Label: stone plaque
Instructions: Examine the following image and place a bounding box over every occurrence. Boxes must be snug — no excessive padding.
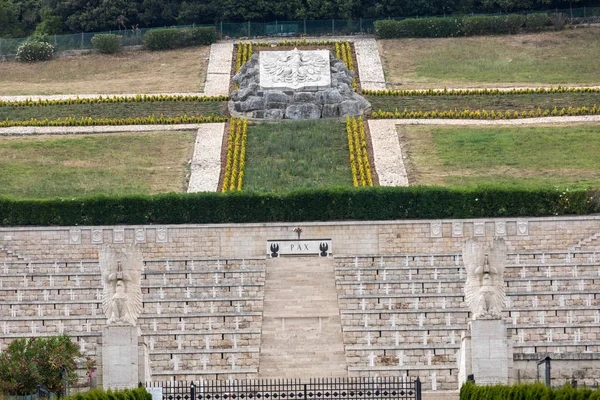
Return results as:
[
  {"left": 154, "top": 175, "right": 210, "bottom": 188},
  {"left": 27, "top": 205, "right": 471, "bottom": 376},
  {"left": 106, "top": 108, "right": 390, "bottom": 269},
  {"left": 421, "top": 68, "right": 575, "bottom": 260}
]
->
[
  {"left": 267, "top": 239, "right": 332, "bottom": 257},
  {"left": 495, "top": 221, "right": 507, "bottom": 237},
  {"left": 156, "top": 227, "right": 168, "bottom": 243},
  {"left": 452, "top": 222, "right": 463, "bottom": 237},
  {"left": 259, "top": 49, "right": 331, "bottom": 91},
  {"left": 69, "top": 229, "right": 81, "bottom": 245},
  {"left": 113, "top": 228, "right": 125, "bottom": 243},
  {"left": 473, "top": 222, "right": 486, "bottom": 237},
  {"left": 516, "top": 221, "right": 529, "bottom": 236},
  {"left": 430, "top": 221, "right": 442, "bottom": 238},
  {"left": 91, "top": 229, "right": 103, "bottom": 244},
  {"left": 135, "top": 228, "right": 146, "bottom": 243}
]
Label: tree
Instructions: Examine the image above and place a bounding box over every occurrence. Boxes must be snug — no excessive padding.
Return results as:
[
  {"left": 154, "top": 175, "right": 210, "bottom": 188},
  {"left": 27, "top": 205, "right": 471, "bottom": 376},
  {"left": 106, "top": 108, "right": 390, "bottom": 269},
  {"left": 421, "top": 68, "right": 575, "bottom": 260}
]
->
[{"left": 0, "top": 335, "right": 81, "bottom": 396}]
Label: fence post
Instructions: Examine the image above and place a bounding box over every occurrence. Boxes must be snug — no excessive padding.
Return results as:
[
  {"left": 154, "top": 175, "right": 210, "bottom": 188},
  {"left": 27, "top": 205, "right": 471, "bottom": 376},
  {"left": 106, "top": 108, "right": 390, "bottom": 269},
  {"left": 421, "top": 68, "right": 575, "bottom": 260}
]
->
[
  {"left": 332, "top": 18, "right": 334, "bottom": 34},
  {"left": 359, "top": 17, "right": 363, "bottom": 32},
  {"left": 247, "top": 21, "right": 250, "bottom": 37},
  {"left": 0, "top": 39, "right": 3, "bottom": 56},
  {"left": 303, "top": 19, "right": 306, "bottom": 35},
  {"left": 415, "top": 378, "right": 422, "bottom": 400},
  {"left": 81, "top": 32, "right": 84, "bottom": 49},
  {"left": 190, "top": 382, "right": 196, "bottom": 400}
]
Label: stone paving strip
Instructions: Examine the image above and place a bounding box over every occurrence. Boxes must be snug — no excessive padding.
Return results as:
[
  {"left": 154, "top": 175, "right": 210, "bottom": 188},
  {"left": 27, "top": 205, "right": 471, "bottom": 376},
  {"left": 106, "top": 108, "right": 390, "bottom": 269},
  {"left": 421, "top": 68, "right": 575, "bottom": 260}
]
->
[
  {"left": 368, "top": 120, "right": 409, "bottom": 187},
  {"left": 203, "top": 42, "right": 234, "bottom": 97},
  {"left": 0, "top": 124, "right": 203, "bottom": 136},
  {"left": 187, "top": 123, "right": 225, "bottom": 193},
  {"left": 353, "top": 39, "right": 387, "bottom": 91}
]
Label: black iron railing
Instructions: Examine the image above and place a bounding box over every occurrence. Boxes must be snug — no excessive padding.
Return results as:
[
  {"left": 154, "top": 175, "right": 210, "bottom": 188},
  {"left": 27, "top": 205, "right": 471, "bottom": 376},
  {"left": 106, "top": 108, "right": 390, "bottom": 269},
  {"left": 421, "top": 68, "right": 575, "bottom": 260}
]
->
[{"left": 147, "top": 377, "right": 421, "bottom": 400}]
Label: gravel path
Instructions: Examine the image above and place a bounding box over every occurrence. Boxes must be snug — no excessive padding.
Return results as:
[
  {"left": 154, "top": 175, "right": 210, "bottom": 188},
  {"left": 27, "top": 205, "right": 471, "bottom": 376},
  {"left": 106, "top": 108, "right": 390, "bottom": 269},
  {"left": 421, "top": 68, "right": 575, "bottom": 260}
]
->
[
  {"left": 368, "top": 120, "right": 409, "bottom": 186},
  {"left": 204, "top": 42, "right": 234, "bottom": 96},
  {"left": 0, "top": 124, "right": 204, "bottom": 136},
  {"left": 389, "top": 115, "right": 600, "bottom": 126},
  {"left": 353, "top": 39, "right": 387, "bottom": 91},
  {"left": 188, "top": 123, "right": 225, "bottom": 193}
]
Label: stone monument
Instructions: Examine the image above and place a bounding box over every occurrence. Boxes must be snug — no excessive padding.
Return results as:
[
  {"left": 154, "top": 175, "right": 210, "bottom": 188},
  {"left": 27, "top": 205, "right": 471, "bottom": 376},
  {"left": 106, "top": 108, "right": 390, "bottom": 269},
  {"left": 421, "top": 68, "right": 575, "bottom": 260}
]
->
[
  {"left": 100, "top": 246, "right": 150, "bottom": 389},
  {"left": 230, "top": 48, "right": 371, "bottom": 120},
  {"left": 458, "top": 238, "right": 513, "bottom": 385}
]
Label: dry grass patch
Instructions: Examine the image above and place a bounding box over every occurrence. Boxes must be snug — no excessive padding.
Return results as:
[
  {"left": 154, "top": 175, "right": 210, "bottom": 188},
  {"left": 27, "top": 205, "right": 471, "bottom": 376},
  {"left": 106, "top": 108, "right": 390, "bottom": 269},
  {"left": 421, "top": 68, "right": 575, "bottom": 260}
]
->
[
  {"left": 379, "top": 27, "right": 600, "bottom": 89},
  {"left": 0, "top": 47, "right": 210, "bottom": 96},
  {"left": 400, "top": 123, "right": 600, "bottom": 188},
  {"left": 0, "top": 131, "right": 196, "bottom": 198}
]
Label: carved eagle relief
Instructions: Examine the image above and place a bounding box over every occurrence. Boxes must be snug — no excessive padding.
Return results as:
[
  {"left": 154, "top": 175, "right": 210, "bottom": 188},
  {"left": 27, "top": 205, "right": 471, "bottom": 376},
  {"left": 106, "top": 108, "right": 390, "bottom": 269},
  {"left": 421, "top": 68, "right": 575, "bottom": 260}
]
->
[
  {"left": 100, "top": 246, "right": 143, "bottom": 326},
  {"left": 261, "top": 48, "right": 328, "bottom": 85},
  {"left": 463, "top": 238, "right": 507, "bottom": 320}
]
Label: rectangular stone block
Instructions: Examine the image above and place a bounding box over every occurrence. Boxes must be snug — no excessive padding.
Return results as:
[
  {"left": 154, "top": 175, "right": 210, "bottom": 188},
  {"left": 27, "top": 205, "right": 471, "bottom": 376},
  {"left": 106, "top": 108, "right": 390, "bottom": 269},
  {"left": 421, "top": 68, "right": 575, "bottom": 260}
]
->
[{"left": 102, "top": 325, "right": 141, "bottom": 390}]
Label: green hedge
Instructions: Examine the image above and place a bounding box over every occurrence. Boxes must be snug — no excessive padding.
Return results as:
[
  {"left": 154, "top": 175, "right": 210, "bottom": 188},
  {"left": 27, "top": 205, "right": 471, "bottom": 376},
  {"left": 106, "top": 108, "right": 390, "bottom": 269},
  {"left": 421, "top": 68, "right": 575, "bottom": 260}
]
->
[
  {"left": 375, "top": 14, "right": 526, "bottom": 38},
  {"left": 0, "top": 186, "right": 597, "bottom": 226},
  {"left": 68, "top": 388, "right": 151, "bottom": 400},
  {"left": 460, "top": 382, "right": 600, "bottom": 400},
  {"left": 143, "top": 26, "right": 218, "bottom": 51},
  {"left": 91, "top": 33, "right": 122, "bottom": 53}
]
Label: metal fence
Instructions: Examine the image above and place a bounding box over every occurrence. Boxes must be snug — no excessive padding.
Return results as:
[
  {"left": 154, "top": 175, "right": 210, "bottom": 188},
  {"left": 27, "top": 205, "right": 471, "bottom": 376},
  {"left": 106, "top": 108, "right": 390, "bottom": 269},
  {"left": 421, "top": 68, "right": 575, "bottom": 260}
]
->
[
  {"left": 146, "top": 377, "right": 421, "bottom": 400},
  {"left": 1, "top": 6, "right": 599, "bottom": 56}
]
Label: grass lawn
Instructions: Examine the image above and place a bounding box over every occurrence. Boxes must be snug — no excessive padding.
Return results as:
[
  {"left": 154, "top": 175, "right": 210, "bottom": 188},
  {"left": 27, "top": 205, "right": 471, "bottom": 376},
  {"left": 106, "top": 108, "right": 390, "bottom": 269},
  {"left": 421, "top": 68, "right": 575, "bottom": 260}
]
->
[
  {"left": 243, "top": 120, "right": 352, "bottom": 192},
  {"left": 0, "top": 131, "right": 195, "bottom": 198},
  {"left": 400, "top": 123, "right": 600, "bottom": 188},
  {"left": 366, "top": 92, "right": 600, "bottom": 113},
  {"left": 0, "top": 101, "right": 227, "bottom": 121},
  {"left": 0, "top": 47, "right": 210, "bottom": 96},
  {"left": 378, "top": 27, "right": 600, "bottom": 89}
]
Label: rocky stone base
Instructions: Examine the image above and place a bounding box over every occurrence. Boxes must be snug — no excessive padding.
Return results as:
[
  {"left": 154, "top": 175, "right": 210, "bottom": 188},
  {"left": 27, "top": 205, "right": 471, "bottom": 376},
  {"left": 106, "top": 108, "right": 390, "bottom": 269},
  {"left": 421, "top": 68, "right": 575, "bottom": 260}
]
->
[{"left": 230, "top": 53, "right": 371, "bottom": 120}]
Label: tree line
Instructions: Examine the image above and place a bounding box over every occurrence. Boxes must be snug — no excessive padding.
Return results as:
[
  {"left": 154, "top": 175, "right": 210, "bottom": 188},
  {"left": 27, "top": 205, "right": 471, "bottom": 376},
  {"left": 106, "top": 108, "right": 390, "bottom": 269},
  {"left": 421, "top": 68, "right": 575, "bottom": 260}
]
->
[{"left": 0, "top": 0, "right": 590, "bottom": 38}]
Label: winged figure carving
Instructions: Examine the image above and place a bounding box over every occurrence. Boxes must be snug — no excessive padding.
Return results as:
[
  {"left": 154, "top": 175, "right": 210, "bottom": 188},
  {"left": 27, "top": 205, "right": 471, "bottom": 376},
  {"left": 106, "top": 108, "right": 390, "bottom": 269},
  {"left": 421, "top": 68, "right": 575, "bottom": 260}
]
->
[
  {"left": 261, "top": 48, "right": 328, "bottom": 85},
  {"left": 463, "top": 238, "right": 507, "bottom": 320},
  {"left": 100, "top": 246, "right": 143, "bottom": 325}
]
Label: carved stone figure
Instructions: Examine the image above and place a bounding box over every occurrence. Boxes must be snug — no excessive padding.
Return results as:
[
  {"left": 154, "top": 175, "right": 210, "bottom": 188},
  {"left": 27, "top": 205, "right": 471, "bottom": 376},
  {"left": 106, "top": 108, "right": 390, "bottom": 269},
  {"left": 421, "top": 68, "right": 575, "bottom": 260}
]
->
[
  {"left": 261, "top": 48, "right": 329, "bottom": 89},
  {"left": 463, "top": 238, "right": 507, "bottom": 320},
  {"left": 100, "top": 246, "right": 143, "bottom": 325}
]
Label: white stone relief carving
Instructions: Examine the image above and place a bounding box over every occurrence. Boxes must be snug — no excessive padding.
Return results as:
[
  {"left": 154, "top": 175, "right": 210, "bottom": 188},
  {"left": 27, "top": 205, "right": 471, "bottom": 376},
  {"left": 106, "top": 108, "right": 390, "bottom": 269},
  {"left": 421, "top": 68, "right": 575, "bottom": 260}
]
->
[
  {"left": 156, "top": 227, "right": 168, "bottom": 243},
  {"left": 259, "top": 49, "right": 331, "bottom": 91},
  {"left": 100, "top": 246, "right": 143, "bottom": 326},
  {"left": 430, "top": 221, "right": 442, "bottom": 238},
  {"left": 69, "top": 229, "right": 81, "bottom": 245},
  {"left": 135, "top": 228, "right": 146, "bottom": 243},
  {"left": 463, "top": 238, "right": 507, "bottom": 320},
  {"left": 92, "top": 229, "right": 103, "bottom": 244},
  {"left": 452, "top": 222, "right": 463, "bottom": 237},
  {"left": 495, "top": 221, "right": 507, "bottom": 237},
  {"left": 113, "top": 228, "right": 125, "bottom": 243},
  {"left": 473, "top": 222, "right": 486, "bottom": 237},
  {"left": 517, "top": 221, "right": 529, "bottom": 236}
]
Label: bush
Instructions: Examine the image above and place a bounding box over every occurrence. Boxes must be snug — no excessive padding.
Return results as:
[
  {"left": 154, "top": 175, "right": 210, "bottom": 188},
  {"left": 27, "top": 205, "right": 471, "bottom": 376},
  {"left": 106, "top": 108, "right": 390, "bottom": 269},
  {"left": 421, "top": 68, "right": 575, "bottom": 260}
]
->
[
  {"left": 0, "top": 186, "right": 597, "bottom": 226},
  {"left": 65, "top": 388, "right": 151, "bottom": 400},
  {"left": 526, "top": 13, "right": 549, "bottom": 31},
  {"left": 375, "top": 14, "right": 526, "bottom": 39},
  {"left": 550, "top": 13, "right": 567, "bottom": 30},
  {"left": 460, "top": 382, "right": 598, "bottom": 400},
  {"left": 0, "top": 335, "right": 81, "bottom": 395},
  {"left": 16, "top": 39, "right": 54, "bottom": 62},
  {"left": 143, "top": 26, "right": 217, "bottom": 50},
  {"left": 91, "top": 33, "right": 122, "bottom": 54}
]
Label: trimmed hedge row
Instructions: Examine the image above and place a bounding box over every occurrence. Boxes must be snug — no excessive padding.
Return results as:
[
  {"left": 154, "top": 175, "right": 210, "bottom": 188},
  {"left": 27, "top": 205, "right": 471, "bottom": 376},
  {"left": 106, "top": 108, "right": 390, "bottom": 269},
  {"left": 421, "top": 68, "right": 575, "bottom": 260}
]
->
[
  {"left": 143, "top": 26, "right": 218, "bottom": 51},
  {"left": 362, "top": 87, "right": 600, "bottom": 97},
  {"left": 371, "top": 105, "right": 600, "bottom": 119},
  {"left": 460, "top": 382, "right": 600, "bottom": 400},
  {"left": 0, "top": 94, "right": 229, "bottom": 108},
  {"left": 375, "top": 14, "right": 526, "bottom": 38},
  {"left": 68, "top": 388, "right": 151, "bottom": 400},
  {"left": 0, "top": 114, "right": 227, "bottom": 128},
  {"left": 0, "top": 187, "right": 597, "bottom": 226}
]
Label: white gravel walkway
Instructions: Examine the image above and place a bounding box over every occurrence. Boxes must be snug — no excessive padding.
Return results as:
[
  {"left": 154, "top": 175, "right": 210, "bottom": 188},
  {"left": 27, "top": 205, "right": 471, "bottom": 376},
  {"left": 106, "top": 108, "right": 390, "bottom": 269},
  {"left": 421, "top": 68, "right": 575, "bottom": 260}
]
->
[
  {"left": 353, "top": 39, "right": 387, "bottom": 91},
  {"left": 187, "top": 123, "right": 225, "bottom": 193},
  {"left": 368, "top": 120, "right": 409, "bottom": 186},
  {"left": 204, "top": 42, "right": 234, "bottom": 96},
  {"left": 0, "top": 124, "right": 202, "bottom": 136},
  {"left": 388, "top": 115, "right": 600, "bottom": 126}
]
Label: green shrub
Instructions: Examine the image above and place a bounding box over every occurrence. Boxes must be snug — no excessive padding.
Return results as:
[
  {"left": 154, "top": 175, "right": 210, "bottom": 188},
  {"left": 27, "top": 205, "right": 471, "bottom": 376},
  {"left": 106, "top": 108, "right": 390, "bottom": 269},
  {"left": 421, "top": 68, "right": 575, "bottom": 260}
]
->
[
  {"left": 459, "top": 383, "right": 599, "bottom": 400},
  {"left": 375, "top": 14, "right": 526, "bottom": 39},
  {"left": 91, "top": 33, "right": 122, "bottom": 53},
  {"left": 16, "top": 39, "right": 54, "bottom": 62},
  {"left": 0, "top": 186, "right": 597, "bottom": 226},
  {"left": 143, "top": 26, "right": 217, "bottom": 50},
  {"left": 526, "top": 13, "right": 549, "bottom": 31}
]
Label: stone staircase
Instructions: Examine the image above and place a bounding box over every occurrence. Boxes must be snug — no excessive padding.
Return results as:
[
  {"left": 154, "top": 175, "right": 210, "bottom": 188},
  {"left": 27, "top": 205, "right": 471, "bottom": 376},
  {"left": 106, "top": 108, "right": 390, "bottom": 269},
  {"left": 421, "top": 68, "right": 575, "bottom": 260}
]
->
[{"left": 258, "top": 257, "right": 347, "bottom": 378}]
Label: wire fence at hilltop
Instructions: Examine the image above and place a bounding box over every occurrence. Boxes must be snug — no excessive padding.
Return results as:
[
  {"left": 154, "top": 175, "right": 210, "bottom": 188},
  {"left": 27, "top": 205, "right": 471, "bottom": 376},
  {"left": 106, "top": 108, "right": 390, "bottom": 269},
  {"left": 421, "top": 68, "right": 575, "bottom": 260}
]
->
[{"left": 0, "top": 6, "right": 599, "bottom": 57}]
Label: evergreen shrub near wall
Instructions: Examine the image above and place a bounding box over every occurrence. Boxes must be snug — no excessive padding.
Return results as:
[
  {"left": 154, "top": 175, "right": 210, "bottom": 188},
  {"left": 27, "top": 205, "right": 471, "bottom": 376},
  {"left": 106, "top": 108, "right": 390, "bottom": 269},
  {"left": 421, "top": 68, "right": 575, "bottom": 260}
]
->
[
  {"left": 91, "top": 33, "right": 122, "bottom": 53},
  {"left": 143, "top": 26, "right": 218, "bottom": 50},
  {"left": 0, "top": 186, "right": 598, "bottom": 226},
  {"left": 68, "top": 388, "right": 151, "bottom": 400},
  {"left": 375, "top": 14, "right": 526, "bottom": 38},
  {"left": 460, "top": 381, "right": 600, "bottom": 400}
]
